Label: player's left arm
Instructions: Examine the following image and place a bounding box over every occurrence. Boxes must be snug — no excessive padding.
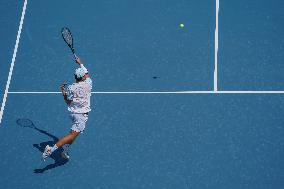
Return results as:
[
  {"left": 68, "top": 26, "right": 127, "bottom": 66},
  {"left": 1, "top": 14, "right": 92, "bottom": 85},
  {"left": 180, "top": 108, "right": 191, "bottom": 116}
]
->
[{"left": 60, "top": 83, "right": 72, "bottom": 105}]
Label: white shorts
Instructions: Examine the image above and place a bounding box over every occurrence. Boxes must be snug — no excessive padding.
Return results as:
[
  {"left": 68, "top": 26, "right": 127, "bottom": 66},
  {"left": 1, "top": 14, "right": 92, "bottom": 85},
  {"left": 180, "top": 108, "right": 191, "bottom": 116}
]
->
[{"left": 70, "top": 113, "right": 88, "bottom": 133}]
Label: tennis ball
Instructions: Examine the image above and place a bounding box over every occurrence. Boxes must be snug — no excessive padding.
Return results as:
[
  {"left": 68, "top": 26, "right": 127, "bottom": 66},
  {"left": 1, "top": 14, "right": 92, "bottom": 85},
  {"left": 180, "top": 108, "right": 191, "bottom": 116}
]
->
[{"left": 180, "top": 23, "right": 185, "bottom": 28}]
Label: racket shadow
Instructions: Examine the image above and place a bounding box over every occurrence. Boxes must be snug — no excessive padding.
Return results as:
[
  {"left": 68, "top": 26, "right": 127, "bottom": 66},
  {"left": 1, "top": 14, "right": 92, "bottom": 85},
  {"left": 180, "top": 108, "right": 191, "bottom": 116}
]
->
[{"left": 16, "top": 118, "right": 69, "bottom": 174}]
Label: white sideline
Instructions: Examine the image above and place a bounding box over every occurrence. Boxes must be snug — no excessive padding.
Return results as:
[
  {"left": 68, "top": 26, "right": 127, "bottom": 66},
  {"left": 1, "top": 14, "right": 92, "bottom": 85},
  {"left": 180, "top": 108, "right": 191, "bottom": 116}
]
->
[
  {"left": 0, "top": 0, "right": 28, "bottom": 125},
  {"left": 214, "top": 0, "right": 219, "bottom": 91}
]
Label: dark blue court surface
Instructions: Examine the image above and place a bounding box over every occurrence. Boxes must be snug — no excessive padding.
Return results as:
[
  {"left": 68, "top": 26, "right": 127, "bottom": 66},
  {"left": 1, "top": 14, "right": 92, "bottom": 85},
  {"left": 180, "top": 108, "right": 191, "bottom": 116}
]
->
[{"left": 1, "top": 1, "right": 284, "bottom": 189}]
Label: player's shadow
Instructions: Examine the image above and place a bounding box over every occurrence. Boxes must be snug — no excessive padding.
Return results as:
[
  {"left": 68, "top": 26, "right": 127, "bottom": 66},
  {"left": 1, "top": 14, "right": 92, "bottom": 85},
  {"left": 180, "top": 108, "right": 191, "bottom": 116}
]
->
[{"left": 16, "top": 119, "right": 69, "bottom": 174}]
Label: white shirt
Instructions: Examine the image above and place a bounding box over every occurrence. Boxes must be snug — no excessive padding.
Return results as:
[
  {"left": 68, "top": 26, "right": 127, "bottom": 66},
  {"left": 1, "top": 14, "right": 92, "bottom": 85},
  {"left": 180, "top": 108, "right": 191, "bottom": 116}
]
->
[{"left": 66, "top": 78, "right": 92, "bottom": 113}]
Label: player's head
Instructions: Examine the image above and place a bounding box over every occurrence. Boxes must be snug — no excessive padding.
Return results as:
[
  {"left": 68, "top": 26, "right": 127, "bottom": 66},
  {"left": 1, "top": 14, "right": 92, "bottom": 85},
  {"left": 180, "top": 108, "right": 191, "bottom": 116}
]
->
[{"left": 74, "top": 67, "right": 88, "bottom": 82}]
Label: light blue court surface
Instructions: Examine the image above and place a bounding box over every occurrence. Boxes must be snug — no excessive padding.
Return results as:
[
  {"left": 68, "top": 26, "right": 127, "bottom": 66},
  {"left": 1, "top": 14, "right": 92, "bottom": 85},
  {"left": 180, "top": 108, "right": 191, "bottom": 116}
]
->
[
  {"left": 0, "top": 1, "right": 284, "bottom": 189},
  {"left": 219, "top": 0, "right": 284, "bottom": 90},
  {"left": 10, "top": 0, "right": 215, "bottom": 92},
  {"left": 0, "top": 1, "right": 22, "bottom": 99}
]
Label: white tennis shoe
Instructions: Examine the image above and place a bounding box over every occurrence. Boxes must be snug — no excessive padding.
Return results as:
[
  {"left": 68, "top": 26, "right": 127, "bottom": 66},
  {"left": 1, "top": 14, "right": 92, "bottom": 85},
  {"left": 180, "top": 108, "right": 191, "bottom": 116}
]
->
[{"left": 42, "top": 145, "right": 52, "bottom": 161}]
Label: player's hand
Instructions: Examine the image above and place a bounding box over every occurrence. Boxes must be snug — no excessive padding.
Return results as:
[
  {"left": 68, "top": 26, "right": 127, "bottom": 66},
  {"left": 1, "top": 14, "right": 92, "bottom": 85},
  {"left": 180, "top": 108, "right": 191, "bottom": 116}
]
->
[
  {"left": 60, "top": 83, "right": 67, "bottom": 94},
  {"left": 75, "top": 57, "right": 82, "bottom": 65}
]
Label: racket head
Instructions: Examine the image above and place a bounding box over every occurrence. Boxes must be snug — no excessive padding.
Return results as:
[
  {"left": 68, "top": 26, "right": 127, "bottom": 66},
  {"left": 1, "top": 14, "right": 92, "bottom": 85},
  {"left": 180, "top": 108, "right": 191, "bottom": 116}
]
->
[
  {"left": 61, "top": 27, "right": 75, "bottom": 53},
  {"left": 16, "top": 118, "right": 35, "bottom": 129}
]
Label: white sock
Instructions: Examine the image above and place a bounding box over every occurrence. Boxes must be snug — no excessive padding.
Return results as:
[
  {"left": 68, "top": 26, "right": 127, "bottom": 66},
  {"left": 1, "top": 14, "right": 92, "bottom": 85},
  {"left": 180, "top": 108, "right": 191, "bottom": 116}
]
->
[{"left": 51, "top": 144, "right": 58, "bottom": 153}]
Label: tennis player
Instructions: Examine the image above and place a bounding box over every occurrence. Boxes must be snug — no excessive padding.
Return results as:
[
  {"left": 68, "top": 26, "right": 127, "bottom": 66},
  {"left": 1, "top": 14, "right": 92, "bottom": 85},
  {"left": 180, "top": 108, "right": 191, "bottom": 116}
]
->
[{"left": 42, "top": 57, "right": 92, "bottom": 160}]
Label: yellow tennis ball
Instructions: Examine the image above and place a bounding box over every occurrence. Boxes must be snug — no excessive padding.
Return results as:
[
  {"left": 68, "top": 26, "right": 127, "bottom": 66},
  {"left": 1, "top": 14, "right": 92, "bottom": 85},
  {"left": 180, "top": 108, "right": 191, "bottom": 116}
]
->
[{"left": 180, "top": 23, "right": 185, "bottom": 28}]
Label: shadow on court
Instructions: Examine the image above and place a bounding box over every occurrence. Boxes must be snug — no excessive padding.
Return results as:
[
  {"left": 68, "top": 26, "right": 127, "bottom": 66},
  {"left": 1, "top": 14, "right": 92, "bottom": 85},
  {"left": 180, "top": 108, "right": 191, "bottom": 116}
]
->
[{"left": 16, "top": 118, "right": 69, "bottom": 174}]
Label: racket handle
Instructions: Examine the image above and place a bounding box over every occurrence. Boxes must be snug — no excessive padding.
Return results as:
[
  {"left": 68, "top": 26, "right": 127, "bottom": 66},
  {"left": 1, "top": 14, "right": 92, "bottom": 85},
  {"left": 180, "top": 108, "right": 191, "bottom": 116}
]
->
[{"left": 73, "top": 53, "right": 78, "bottom": 61}]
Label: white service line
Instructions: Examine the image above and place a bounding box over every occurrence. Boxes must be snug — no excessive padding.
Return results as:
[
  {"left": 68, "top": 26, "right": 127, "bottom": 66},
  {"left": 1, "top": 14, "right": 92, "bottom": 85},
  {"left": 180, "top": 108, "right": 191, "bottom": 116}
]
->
[
  {"left": 0, "top": 0, "right": 28, "bottom": 125},
  {"left": 7, "top": 91, "right": 284, "bottom": 94},
  {"left": 214, "top": 0, "right": 219, "bottom": 92}
]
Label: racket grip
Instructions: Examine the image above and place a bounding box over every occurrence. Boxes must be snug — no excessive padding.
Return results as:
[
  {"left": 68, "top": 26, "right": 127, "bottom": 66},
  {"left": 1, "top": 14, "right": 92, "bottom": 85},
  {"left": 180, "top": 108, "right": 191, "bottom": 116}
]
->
[{"left": 73, "top": 53, "right": 78, "bottom": 61}]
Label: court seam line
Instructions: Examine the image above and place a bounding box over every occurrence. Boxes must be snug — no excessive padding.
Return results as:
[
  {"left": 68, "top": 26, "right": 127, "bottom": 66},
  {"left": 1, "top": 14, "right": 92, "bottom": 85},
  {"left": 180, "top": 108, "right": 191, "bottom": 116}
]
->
[
  {"left": 214, "top": 0, "right": 219, "bottom": 92},
  {"left": 7, "top": 91, "right": 284, "bottom": 94},
  {"left": 0, "top": 0, "right": 28, "bottom": 125}
]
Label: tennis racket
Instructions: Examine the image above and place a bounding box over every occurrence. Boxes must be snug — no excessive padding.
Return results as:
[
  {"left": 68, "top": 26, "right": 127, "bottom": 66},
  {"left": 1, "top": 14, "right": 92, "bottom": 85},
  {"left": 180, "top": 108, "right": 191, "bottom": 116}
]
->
[
  {"left": 61, "top": 27, "right": 78, "bottom": 61},
  {"left": 16, "top": 118, "right": 36, "bottom": 129}
]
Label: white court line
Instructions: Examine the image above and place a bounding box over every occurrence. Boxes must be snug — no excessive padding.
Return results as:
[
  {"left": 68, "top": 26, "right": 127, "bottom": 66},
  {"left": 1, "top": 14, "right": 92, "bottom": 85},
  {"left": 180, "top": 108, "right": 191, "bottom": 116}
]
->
[
  {"left": 7, "top": 91, "right": 284, "bottom": 94},
  {"left": 214, "top": 0, "right": 219, "bottom": 92},
  {"left": 0, "top": 0, "right": 28, "bottom": 125}
]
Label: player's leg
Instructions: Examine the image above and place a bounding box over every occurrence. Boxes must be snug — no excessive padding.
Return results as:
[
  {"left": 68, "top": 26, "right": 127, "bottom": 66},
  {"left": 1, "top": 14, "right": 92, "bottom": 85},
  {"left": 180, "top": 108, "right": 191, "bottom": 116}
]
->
[
  {"left": 61, "top": 114, "right": 88, "bottom": 159},
  {"left": 42, "top": 131, "right": 78, "bottom": 160},
  {"left": 42, "top": 113, "right": 88, "bottom": 160},
  {"left": 57, "top": 130, "right": 79, "bottom": 159},
  {"left": 56, "top": 130, "right": 79, "bottom": 148}
]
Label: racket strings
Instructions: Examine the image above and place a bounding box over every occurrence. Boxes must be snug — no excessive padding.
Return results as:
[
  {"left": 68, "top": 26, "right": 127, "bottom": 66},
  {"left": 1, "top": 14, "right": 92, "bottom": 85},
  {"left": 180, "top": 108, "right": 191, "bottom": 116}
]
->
[{"left": 62, "top": 28, "right": 73, "bottom": 47}]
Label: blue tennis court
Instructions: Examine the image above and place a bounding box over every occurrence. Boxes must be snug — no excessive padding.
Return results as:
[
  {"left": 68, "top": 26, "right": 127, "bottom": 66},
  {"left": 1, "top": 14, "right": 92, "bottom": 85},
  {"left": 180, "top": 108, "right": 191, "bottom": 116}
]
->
[{"left": 0, "top": 1, "right": 284, "bottom": 188}]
